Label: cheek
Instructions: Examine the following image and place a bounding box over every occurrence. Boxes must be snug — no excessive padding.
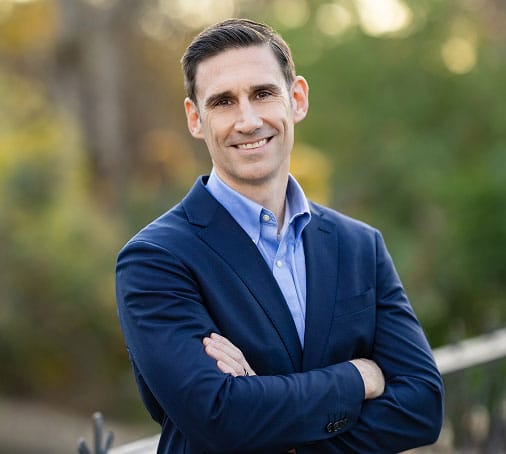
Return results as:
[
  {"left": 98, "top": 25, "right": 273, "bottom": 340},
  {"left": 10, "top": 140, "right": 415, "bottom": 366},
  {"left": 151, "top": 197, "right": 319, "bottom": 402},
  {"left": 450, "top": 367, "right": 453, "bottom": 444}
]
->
[
  {"left": 204, "top": 115, "right": 233, "bottom": 142},
  {"left": 264, "top": 104, "right": 294, "bottom": 130},
  {"left": 261, "top": 100, "right": 289, "bottom": 117}
]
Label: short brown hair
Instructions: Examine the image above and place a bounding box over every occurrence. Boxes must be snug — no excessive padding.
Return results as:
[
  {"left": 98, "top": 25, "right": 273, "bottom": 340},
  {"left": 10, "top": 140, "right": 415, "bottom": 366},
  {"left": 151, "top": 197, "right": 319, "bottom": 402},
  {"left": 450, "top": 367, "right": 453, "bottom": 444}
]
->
[{"left": 181, "top": 18, "right": 296, "bottom": 104}]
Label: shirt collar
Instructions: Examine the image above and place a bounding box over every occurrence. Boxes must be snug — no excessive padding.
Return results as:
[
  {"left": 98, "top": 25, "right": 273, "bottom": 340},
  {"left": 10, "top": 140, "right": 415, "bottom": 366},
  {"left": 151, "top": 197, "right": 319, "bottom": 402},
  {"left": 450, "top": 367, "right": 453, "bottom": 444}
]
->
[
  {"left": 206, "top": 169, "right": 311, "bottom": 244},
  {"left": 285, "top": 174, "right": 311, "bottom": 239}
]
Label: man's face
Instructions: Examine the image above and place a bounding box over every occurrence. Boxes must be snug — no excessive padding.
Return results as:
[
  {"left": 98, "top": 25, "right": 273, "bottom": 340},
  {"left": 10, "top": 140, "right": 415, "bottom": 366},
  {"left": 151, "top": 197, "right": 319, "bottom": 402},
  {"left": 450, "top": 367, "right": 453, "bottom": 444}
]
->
[{"left": 184, "top": 45, "right": 308, "bottom": 192}]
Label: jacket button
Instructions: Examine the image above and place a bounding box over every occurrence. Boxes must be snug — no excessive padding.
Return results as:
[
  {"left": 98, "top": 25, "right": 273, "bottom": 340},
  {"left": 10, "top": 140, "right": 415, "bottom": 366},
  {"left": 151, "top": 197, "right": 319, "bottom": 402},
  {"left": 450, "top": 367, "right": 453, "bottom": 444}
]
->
[{"left": 333, "top": 417, "right": 349, "bottom": 431}]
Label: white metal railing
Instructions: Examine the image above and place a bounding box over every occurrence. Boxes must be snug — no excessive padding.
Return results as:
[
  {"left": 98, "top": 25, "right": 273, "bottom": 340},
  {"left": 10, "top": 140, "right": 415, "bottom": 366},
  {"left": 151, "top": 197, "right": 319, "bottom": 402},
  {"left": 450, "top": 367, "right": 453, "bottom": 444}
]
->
[
  {"left": 433, "top": 327, "right": 506, "bottom": 374},
  {"left": 110, "top": 328, "right": 506, "bottom": 454},
  {"left": 110, "top": 435, "right": 159, "bottom": 454}
]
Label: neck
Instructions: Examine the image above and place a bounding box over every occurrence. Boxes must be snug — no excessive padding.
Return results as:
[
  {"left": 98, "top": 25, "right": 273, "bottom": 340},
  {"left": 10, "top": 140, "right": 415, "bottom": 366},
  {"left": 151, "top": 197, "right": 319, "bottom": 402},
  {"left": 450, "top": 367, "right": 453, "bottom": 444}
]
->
[{"left": 251, "top": 178, "right": 288, "bottom": 228}]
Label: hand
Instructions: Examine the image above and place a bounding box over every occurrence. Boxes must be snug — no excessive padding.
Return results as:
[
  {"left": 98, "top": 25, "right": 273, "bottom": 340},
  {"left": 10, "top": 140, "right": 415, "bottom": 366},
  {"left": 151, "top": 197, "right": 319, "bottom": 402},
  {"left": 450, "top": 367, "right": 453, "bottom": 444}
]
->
[
  {"left": 203, "top": 333, "right": 256, "bottom": 377},
  {"left": 349, "top": 358, "right": 385, "bottom": 400}
]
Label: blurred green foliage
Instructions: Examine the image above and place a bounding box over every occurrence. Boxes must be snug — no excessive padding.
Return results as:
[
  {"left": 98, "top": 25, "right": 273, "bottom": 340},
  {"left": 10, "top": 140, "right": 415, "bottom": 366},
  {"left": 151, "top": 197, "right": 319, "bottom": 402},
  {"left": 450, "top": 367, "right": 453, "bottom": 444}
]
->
[
  {"left": 0, "top": 70, "right": 139, "bottom": 417},
  {"left": 282, "top": 1, "right": 506, "bottom": 344},
  {"left": 0, "top": 0, "right": 505, "bottom": 446}
]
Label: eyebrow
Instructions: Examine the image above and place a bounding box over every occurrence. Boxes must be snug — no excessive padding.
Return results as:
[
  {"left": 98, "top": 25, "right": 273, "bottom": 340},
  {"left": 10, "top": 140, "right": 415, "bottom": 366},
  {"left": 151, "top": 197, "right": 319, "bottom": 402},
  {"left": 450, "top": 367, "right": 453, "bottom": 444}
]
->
[
  {"left": 204, "top": 91, "right": 233, "bottom": 109},
  {"left": 204, "top": 84, "right": 283, "bottom": 109}
]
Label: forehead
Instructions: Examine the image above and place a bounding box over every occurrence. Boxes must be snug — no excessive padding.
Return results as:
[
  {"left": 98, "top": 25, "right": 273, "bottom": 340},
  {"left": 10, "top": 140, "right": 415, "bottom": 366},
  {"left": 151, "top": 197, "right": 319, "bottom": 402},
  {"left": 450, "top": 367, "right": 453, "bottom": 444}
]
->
[{"left": 194, "top": 45, "right": 287, "bottom": 100}]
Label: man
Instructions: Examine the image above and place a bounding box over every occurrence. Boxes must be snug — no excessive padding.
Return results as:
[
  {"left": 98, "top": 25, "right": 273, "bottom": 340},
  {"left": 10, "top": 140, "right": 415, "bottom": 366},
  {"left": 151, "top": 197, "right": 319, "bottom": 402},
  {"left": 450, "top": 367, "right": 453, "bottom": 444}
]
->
[{"left": 116, "top": 18, "right": 444, "bottom": 453}]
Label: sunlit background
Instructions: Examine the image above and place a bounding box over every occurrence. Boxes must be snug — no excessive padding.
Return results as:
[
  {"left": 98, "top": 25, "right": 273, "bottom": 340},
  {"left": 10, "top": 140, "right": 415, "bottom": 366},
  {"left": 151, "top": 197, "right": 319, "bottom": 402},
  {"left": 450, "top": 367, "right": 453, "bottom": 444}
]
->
[{"left": 1, "top": 0, "right": 505, "bottom": 452}]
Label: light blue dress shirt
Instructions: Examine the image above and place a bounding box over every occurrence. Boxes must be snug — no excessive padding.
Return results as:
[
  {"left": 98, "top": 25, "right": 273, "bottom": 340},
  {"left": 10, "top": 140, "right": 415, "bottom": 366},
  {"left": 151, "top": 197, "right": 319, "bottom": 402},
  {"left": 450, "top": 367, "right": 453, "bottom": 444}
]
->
[{"left": 206, "top": 169, "right": 311, "bottom": 346}]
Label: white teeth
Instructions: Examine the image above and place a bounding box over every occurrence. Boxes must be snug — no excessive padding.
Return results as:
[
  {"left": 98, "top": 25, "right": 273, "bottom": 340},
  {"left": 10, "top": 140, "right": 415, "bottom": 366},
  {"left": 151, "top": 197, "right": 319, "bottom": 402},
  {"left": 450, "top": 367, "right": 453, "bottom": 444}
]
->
[{"left": 237, "top": 138, "right": 267, "bottom": 150}]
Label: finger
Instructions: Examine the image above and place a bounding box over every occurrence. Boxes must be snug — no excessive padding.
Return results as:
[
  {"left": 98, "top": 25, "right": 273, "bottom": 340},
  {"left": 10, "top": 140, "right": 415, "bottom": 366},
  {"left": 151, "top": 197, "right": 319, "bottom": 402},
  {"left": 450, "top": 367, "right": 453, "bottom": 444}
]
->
[
  {"left": 205, "top": 345, "right": 245, "bottom": 375},
  {"left": 209, "top": 333, "right": 244, "bottom": 357},
  {"left": 209, "top": 333, "right": 245, "bottom": 357},
  {"left": 204, "top": 343, "right": 232, "bottom": 362},
  {"left": 217, "top": 360, "right": 240, "bottom": 377},
  {"left": 205, "top": 334, "right": 257, "bottom": 376},
  {"left": 205, "top": 337, "right": 244, "bottom": 364}
]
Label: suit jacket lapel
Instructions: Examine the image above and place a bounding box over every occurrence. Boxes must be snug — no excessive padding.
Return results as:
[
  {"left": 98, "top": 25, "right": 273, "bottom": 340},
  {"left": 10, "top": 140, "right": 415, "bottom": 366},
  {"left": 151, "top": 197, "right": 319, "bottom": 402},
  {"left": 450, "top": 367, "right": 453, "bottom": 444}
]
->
[
  {"left": 302, "top": 207, "right": 339, "bottom": 371},
  {"left": 182, "top": 178, "right": 303, "bottom": 371}
]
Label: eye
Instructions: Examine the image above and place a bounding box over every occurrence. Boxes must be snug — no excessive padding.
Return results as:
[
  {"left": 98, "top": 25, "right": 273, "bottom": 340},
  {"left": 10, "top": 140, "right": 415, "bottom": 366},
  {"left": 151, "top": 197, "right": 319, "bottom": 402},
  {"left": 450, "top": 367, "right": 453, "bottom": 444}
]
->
[
  {"left": 256, "top": 90, "right": 272, "bottom": 100},
  {"left": 215, "top": 98, "right": 232, "bottom": 106}
]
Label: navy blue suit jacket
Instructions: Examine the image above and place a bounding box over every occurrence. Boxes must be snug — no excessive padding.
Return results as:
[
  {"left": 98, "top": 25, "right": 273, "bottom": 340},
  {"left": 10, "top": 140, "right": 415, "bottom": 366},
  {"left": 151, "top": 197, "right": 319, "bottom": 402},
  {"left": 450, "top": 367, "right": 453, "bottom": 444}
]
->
[{"left": 116, "top": 176, "right": 443, "bottom": 453}]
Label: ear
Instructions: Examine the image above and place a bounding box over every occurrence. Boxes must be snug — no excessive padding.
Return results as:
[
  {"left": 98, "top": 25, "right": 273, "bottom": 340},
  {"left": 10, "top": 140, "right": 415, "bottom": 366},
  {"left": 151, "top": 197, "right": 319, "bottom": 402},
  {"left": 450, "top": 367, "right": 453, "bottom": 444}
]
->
[
  {"left": 184, "top": 97, "right": 204, "bottom": 139},
  {"left": 291, "top": 76, "right": 309, "bottom": 124}
]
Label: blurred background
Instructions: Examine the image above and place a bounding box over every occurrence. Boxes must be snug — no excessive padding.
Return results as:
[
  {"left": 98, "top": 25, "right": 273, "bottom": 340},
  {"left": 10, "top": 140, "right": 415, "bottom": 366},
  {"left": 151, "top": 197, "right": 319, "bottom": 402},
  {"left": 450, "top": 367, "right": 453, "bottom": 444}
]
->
[{"left": 0, "top": 0, "right": 505, "bottom": 452}]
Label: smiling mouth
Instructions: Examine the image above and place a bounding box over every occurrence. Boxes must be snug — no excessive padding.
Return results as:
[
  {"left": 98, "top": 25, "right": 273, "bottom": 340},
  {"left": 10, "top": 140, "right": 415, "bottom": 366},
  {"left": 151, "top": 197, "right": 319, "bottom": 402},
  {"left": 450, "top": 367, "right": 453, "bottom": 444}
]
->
[{"left": 235, "top": 137, "right": 270, "bottom": 150}]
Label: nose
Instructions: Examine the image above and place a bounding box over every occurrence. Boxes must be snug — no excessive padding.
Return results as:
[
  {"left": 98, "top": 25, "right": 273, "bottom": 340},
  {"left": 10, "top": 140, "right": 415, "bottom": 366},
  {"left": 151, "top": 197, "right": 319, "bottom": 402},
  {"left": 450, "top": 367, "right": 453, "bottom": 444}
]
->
[{"left": 234, "top": 100, "right": 262, "bottom": 133}]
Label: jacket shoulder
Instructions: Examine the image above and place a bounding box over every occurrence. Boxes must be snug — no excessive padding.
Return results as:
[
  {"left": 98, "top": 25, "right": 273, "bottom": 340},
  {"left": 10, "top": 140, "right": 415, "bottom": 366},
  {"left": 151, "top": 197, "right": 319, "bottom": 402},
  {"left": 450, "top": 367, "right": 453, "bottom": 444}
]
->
[
  {"left": 121, "top": 176, "right": 217, "bottom": 253},
  {"left": 122, "top": 203, "right": 191, "bottom": 253},
  {"left": 309, "top": 201, "right": 379, "bottom": 240}
]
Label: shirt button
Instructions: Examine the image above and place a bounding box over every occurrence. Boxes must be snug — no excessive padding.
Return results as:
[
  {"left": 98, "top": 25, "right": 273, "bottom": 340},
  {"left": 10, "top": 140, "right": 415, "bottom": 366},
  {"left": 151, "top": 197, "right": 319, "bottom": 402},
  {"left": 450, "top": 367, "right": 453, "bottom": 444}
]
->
[
  {"left": 262, "top": 214, "right": 270, "bottom": 222},
  {"left": 276, "top": 260, "right": 283, "bottom": 268}
]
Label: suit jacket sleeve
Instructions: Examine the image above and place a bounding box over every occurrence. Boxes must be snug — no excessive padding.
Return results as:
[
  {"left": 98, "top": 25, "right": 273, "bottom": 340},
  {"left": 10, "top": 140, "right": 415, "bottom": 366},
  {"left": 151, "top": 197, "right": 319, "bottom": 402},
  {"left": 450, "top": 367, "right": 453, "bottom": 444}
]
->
[
  {"left": 327, "top": 230, "right": 444, "bottom": 452},
  {"left": 116, "top": 238, "right": 366, "bottom": 453}
]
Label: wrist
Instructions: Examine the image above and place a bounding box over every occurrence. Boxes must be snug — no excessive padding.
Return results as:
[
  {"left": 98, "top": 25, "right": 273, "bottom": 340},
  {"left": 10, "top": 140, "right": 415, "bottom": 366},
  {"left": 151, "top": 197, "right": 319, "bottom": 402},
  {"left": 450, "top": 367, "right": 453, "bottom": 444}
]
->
[{"left": 349, "top": 358, "right": 385, "bottom": 400}]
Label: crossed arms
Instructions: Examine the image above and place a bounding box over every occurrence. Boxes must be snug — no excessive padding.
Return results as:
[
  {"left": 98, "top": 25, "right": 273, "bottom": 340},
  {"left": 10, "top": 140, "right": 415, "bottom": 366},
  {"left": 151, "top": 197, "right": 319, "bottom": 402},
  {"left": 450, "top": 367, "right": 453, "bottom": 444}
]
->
[
  {"left": 204, "top": 332, "right": 385, "bottom": 400},
  {"left": 116, "top": 209, "right": 444, "bottom": 452}
]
